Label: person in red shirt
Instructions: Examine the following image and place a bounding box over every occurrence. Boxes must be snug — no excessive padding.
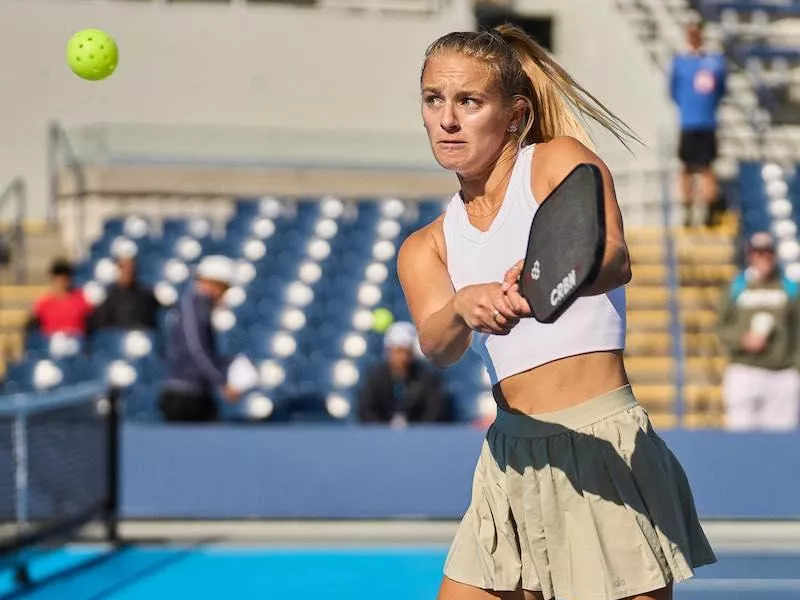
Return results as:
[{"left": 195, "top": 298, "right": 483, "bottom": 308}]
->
[{"left": 27, "top": 259, "right": 93, "bottom": 337}]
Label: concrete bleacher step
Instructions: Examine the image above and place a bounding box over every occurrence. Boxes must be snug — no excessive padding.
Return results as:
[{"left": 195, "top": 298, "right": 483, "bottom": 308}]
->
[{"left": 0, "top": 225, "right": 66, "bottom": 285}]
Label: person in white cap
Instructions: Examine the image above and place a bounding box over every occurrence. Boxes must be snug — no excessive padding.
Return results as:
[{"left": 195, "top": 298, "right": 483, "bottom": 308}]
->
[
  {"left": 717, "top": 232, "right": 800, "bottom": 430},
  {"left": 159, "top": 255, "right": 241, "bottom": 422},
  {"left": 356, "top": 321, "right": 450, "bottom": 426}
]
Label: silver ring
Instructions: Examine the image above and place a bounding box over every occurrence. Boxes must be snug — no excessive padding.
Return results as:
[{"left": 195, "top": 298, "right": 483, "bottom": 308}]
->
[{"left": 491, "top": 309, "right": 500, "bottom": 321}]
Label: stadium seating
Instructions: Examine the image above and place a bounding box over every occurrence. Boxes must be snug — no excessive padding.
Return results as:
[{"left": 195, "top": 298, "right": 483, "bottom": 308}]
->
[
  {"left": 0, "top": 197, "right": 496, "bottom": 424},
  {"left": 4, "top": 162, "right": 796, "bottom": 427}
]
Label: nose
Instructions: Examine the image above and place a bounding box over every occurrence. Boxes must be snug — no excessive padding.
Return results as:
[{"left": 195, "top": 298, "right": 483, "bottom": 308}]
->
[{"left": 440, "top": 102, "right": 460, "bottom": 133}]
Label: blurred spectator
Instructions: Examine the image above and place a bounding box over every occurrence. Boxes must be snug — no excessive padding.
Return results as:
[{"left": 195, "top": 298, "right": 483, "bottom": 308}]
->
[
  {"left": 88, "top": 256, "right": 159, "bottom": 332},
  {"left": 716, "top": 232, "right": 800, "bottom": 431},
  {"left": 357, "top": 321, "right": 450, "bottom": 427},
  {"left": 159, "top": 255, "right": 240, "bottom": 422},
  {"left": 670, "top": 21, "right": 727, "bottom": 228},
  {"left": 26, "top": 259, "right": 92, "bottom": 337}
]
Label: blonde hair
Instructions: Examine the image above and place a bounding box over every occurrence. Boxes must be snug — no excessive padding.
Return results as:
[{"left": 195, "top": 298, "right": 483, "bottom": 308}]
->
[{"left": 422, "top": 24, "right": 640, "bottom": 152}]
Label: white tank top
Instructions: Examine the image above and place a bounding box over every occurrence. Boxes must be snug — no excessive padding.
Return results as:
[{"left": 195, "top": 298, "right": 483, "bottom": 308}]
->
[{"left": 442, "top": 144, "right": 627, "bottom": 385}]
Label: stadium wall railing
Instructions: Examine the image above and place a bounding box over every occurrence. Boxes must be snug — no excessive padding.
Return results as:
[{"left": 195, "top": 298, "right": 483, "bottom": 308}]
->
[{"left": 121, "top": 424, "right": 800, "bottom": 520}]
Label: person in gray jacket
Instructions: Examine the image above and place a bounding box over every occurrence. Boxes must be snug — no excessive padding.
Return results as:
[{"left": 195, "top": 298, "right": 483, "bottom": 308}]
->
[{"left": 159, "top": 255, "right": 241, "bottom": 422}]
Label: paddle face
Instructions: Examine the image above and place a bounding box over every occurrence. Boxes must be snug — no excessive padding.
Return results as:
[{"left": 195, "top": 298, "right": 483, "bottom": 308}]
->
[{"left": 518, "top": 163, "right": 606, "bottom": 323}]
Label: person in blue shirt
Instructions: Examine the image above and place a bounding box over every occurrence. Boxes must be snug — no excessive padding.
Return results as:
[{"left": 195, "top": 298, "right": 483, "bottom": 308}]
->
[{"left": 670, "top": 21, "right": 727, "bottom": 228}]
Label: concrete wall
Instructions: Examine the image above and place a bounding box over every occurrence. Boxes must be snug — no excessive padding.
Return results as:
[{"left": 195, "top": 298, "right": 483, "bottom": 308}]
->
[
  {"left": 122, "top": 424, "right": 800, "bottom": 519},
  {"left": 0, "top": 0, "right": 675, "bottom": 218}
]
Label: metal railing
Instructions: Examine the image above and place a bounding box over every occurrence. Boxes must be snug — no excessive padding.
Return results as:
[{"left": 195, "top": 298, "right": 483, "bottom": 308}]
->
[
  {"left": 48, "top": 122, "right": 88, "bottom": 260},
  {"left": 0, "top": 178, "right": 27, "bottom": 284}
]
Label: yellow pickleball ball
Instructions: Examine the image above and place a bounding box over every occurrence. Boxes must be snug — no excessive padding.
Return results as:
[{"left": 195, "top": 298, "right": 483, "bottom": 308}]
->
[
  {"left": 66, "top": 29, "right": 118, "bottom": 81},
  {"left": 371, "top": 308, "right": 395, "bottom": 334}
]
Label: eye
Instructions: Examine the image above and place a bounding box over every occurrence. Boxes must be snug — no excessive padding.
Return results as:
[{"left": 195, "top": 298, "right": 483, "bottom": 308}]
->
[
  {"left": 423, "top": 94, "right": 441, "bottom": 106},
  {"left": 461, "top": 97, "right": 480, "bottom": 107}
]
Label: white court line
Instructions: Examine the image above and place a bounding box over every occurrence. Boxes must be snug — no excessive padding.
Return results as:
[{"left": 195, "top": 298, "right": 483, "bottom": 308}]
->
[{"left": 683, "top": 578, "right": 800, "bottom": 592}]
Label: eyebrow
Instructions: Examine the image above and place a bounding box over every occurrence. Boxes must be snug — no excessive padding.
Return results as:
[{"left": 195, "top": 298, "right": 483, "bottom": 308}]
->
[{"left": 421, "top": 87, "right": 489, "bottom": 98}]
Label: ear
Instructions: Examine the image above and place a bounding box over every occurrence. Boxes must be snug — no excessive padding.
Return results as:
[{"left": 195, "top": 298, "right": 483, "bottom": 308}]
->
[{"left": 510, "top": 96, "right": 532, "bottom": 133}]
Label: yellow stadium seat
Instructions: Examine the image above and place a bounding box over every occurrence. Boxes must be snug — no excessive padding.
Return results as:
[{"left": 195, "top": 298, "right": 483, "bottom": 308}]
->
[
  {"left": 0, "top": 285, "right": 48, "bottom": 305},
  {"left": 630, "top": 384, "right": 676, "bottom": 406},
  {"left": 629, "top": 244, "right": 666, "bottom": 264},
  {"left": 0, "top": 309, "right": 29, "bottom": 328},
  {"left": 627, "top": 310, "right": 671, "bottom": 331},
  {"left": 681, "top": 310, "right": 717, "bottom": 330},
  {"left": 648, "top": 413, "right": 678, "bottom": 429},
  {"left": 626, "top": 331, "right": 671, "bottom": 355},
  {"left": 678, "top": 286, "right": 722, "bottom": 308},
  {"left": 679, "top": 263, "right": 737, "bottom": 284},
  {"left": 626, "top": 287, "right": 669, "bottom": 309},
  {"left": 630, "top": 265, "right": 668, "bottom": 285}
]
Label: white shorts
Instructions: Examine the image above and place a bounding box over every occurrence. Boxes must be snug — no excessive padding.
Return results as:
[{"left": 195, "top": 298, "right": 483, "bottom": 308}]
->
[{"left": 722, "top": 363, "right": 800, "bottom": 431}]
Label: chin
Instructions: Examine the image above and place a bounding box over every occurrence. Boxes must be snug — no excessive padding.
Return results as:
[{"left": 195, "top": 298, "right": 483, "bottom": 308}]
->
[{"left": 431, "top": 151, "right": 469, "bottom": 174}]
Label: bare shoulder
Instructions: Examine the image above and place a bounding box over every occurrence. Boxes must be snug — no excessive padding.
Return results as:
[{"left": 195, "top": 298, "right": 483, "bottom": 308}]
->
[
  {"left": 398, "top": 214, "right": 447, "bottom": 268},
  {"left": 532, "top": 136, "right": 612, "bottom": 198}
]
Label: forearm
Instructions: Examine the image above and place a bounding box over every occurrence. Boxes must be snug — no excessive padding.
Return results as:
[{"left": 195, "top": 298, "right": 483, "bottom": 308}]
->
[
  {"left": 418, "top": 295, "right": 472, "bottom": 368},
  {"left": 582, "top": 241, "right": 631, "bottom": 296}
]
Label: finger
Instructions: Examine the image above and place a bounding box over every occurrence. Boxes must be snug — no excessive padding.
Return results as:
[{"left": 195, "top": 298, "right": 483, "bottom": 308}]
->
[
  {"left": 467, "top": 312, "right": 508, "bottom": 335},
  {"left": 504, "top": 285, "right": 533, "bottom": 317},
  {"left": 487, "top": 307, "right": 522, "bottom": 334},
  {"left": 501, "top": 284, "right": 527, "bottom": 315},
  {"left": 491, "top": 295, "right": 520, "bottom": 320},
  {"left": 500, "top": 260, "right": 524, "bottom": 292}
]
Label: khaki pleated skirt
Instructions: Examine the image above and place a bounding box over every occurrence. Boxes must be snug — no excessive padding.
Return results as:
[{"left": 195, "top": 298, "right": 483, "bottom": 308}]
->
[{"left": 444, "top": 385, "right": 716, "bottom": 600}]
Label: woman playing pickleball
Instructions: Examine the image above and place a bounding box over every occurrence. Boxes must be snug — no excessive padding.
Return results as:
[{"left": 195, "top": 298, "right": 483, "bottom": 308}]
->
[{"left": 397, "top": 25, "right": 716, "bottom": 600}]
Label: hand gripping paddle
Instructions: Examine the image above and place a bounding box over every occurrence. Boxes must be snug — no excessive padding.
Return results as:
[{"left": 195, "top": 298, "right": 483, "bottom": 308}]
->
[{"left": 518, "top": 163, "right": 606, "bottom": 323}]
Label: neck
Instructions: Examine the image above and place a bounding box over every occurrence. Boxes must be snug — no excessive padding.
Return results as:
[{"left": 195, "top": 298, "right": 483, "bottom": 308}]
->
[
  {"left": 457, "top": 143, "right": 518, "bottom": 217},
  {"left": 390, "top": 362, "right": 409, "bottom": 380}
]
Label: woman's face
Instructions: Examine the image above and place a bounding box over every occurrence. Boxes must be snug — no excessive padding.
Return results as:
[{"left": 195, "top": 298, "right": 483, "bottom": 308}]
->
[{"left": 421, "top": 53, "right": 516, "bottom": 179}]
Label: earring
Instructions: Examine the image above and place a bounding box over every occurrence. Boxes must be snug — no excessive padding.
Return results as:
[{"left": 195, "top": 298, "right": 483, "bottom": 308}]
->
[{"left": 508, "top": 123, "right": 519, "bottom": 133}]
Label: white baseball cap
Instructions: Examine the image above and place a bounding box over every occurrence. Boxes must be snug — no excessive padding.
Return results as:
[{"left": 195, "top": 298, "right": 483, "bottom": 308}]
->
[
  {"left": 195, "top": 255, "right": 236, "bottom": 286},
  {"left": 384, "top": 321, "right": 418, "bottom": 349}
]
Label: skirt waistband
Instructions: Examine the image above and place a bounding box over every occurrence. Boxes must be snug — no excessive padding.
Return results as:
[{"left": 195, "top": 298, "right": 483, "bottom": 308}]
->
[{"left": 493, "top": 384, "right": 639, "bottom": 438}]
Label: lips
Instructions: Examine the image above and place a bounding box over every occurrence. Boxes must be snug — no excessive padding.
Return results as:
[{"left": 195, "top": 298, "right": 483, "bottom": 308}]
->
[{"left": 437, "top": 140, "right": 466, "bottom": 147}]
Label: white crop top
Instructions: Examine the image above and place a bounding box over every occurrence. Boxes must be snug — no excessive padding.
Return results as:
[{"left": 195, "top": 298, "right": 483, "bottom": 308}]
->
[{"left": 442, "top": 144, "right": 627, "bottom": 385}]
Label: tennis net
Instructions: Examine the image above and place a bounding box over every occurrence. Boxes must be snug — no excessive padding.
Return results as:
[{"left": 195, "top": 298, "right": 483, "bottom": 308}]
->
[{"left": 0, "top": 380, "right": 120, "bottom": 584}]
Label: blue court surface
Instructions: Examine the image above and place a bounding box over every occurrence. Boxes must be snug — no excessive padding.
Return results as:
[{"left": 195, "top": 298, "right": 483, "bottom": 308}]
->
[{"left": 1, "top": 545, "right": 799, "bottom": 599}]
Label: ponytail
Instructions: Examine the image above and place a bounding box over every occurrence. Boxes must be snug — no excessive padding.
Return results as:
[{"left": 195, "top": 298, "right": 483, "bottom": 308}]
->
[{"left": 495, "top": 24, "right": 640, "bottom": 151}]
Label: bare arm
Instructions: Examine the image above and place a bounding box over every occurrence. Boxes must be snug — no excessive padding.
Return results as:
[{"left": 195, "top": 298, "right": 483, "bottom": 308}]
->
[
  {"left": 397, "top": 221, "right": 521, "bottom": 368},
  {"left": 397, "top": 224, "right": 472, "bottom": 367},
  {"left": 533, "top": 136, "right": 632, "bottom": 296}
]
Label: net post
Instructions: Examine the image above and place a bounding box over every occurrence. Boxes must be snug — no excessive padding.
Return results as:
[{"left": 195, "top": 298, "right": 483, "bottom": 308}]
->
[
  {"left": 105, "top": 386, "right": 121, "bottom": 546},
  {"left": 12, "top": 410, "right": 29, "bottom": 538}
]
